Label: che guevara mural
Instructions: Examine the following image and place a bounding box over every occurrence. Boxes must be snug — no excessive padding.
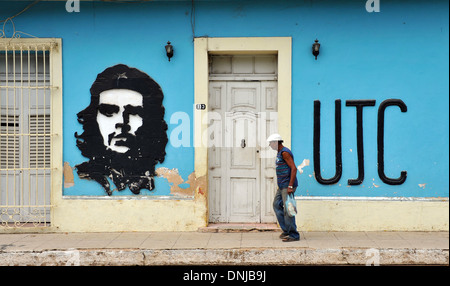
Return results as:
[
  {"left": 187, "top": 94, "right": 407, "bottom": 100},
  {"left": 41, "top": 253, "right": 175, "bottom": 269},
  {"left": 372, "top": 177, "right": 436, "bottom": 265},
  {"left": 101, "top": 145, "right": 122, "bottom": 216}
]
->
[{"left": 74, "top": 64, "right": 168, "bottom": 196}]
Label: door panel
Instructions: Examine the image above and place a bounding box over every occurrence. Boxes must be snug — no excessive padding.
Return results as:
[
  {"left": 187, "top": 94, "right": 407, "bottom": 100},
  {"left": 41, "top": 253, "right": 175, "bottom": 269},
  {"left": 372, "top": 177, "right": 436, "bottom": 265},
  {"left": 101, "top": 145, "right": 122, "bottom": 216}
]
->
[
  {"left": 226, "top": 82, "right": 260, "bottom": 222},
  {"left": 260, "top": 81, "right": 278, "bottom": 222},
  {"left": 208, "top": 176, "right": 222, "bottom": 222},
  {"left": 208, "top": 82, "right": 226, "bottom": 223},
  {"left": 229, "top": 177, "right": 257, "bottom": 222}
]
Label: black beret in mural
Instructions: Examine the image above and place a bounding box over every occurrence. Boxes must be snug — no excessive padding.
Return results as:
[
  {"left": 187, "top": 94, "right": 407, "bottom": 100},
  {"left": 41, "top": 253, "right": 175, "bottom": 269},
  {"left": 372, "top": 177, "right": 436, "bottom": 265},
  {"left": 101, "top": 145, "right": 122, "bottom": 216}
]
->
[{"left": 75, "top": 64, "right": 168, "bottom": 196}]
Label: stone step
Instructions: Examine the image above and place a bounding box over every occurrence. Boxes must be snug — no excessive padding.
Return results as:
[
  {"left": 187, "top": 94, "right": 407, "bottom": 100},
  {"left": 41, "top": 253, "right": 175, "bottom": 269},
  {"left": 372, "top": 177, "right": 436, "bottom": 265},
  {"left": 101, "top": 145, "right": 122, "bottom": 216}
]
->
[{"left": 198, "top": 223, "right": 279, "bottom": 233}]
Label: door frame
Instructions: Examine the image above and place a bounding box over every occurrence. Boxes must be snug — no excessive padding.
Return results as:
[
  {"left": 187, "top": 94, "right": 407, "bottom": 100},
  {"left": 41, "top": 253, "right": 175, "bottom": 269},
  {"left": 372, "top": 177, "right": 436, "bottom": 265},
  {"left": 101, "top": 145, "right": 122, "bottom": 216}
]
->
[{"left": 193, "top": 37, "right": 292, "bottom": 223}]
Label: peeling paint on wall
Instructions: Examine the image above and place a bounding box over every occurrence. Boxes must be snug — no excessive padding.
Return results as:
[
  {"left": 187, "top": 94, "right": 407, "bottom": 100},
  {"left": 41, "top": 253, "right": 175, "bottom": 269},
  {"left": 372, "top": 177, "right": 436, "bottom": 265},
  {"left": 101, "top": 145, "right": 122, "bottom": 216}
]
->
[
  {"left": 155, "top": 167, "right": 190, "bottom": 197},
  {"left": 63, "top": 162, "right": 75, "bottom": 188},
  {"left": 297, "top": 159, "right": 310, "bottom": 174},
  {"left": 155, "top": 167, "right": 206, "bottom": 198}
]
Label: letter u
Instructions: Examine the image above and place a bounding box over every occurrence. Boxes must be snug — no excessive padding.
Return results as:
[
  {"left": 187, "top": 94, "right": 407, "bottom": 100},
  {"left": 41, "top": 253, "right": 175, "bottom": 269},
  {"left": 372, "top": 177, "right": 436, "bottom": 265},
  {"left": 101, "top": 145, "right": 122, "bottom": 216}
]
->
[{"left": 313, "top": 100, "right": 342, "bottom": 185}]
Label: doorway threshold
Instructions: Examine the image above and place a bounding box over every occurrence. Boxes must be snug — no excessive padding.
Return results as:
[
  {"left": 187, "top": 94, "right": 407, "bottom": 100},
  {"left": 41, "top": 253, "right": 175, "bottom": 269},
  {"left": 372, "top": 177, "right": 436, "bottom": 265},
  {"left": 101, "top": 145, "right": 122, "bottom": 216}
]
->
[{"left": 198, "top": 223, "right": 279, "bottom": 233}]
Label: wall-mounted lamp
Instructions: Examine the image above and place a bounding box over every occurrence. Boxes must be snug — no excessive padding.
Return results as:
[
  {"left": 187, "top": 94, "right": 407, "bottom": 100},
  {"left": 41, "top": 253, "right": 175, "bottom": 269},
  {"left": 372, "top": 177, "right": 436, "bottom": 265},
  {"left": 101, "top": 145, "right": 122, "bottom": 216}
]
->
[
  {"left": 165, "top": 41, "right": 174, "bottom": 62},
  {"left": 312, "top": 39, "right": 320, "bottom": 60}
]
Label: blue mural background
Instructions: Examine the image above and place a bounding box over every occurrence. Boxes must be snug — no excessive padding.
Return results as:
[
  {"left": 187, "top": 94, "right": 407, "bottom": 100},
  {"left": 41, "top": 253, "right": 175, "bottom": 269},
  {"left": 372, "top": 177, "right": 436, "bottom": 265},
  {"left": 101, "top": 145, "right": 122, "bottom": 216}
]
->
[{"left": 1, "top": 0, "right": 448, "bottom": 197}]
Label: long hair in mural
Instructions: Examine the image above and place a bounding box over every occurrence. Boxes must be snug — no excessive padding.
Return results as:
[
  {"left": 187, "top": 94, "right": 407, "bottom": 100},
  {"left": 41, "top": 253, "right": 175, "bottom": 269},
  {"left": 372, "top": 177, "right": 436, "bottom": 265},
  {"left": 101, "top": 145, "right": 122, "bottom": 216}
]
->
[{"left": 75, "top": 64, "right": 168, "bottom": 195}]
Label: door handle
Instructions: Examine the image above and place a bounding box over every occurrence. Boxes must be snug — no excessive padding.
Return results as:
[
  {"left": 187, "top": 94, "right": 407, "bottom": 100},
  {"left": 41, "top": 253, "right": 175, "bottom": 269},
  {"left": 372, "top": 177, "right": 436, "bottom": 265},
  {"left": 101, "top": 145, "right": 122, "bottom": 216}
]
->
[{"left": 241, "top": 139, "right": 246, "bottom": 148}]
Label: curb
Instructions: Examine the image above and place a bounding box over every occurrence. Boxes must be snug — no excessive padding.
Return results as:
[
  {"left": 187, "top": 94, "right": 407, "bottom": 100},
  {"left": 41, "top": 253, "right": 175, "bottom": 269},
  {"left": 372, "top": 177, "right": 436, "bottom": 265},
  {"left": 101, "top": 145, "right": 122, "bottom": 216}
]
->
[{"left": 1, "top": 247, "right": 448, "bottom": 266}]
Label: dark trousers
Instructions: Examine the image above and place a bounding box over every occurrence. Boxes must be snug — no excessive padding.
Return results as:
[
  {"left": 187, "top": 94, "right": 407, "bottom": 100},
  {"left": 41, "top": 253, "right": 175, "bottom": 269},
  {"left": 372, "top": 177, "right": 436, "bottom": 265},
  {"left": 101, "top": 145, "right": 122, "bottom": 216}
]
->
[{"left": 273, "top": 187, "right": 300, "bottom": 240}]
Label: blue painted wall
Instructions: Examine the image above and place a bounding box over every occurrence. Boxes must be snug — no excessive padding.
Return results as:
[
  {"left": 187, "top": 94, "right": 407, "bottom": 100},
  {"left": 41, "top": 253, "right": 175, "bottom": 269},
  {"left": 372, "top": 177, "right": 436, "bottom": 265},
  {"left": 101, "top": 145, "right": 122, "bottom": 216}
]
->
[{"left": 1, "top": 0, "right": 448, "bottom": 198}]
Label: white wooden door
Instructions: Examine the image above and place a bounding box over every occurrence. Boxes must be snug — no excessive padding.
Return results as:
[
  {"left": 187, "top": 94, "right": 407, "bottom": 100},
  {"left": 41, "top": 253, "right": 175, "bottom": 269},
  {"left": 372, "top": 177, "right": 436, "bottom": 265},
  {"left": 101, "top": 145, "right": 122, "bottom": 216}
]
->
[{"left": 208, "top": 81, "right": 277, "bottom": 223}]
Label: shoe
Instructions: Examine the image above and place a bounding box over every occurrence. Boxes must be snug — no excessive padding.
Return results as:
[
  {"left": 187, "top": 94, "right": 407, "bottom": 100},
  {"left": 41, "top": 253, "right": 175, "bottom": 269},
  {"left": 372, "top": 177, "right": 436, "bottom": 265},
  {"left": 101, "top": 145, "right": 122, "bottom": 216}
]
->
[
  {"left": 279, "top": 233, "right": 289, "bottom": 239},
  {"left": 282, "top": 236, "right": 300, "bottom": 242}
]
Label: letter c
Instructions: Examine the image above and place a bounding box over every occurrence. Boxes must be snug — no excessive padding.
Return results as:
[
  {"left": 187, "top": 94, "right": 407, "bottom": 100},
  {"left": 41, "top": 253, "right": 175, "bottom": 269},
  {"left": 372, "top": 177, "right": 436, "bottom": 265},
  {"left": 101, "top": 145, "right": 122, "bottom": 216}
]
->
[{"left": 377, "top": 99, "right": 407, "bottom": 185}]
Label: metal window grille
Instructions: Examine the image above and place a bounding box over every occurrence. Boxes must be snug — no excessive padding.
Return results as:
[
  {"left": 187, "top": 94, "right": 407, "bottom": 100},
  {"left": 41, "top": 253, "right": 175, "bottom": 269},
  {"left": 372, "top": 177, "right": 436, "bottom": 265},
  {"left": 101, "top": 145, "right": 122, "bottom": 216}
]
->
[{"left": 0, "top": 42, "right": 55, "bottom": 228}]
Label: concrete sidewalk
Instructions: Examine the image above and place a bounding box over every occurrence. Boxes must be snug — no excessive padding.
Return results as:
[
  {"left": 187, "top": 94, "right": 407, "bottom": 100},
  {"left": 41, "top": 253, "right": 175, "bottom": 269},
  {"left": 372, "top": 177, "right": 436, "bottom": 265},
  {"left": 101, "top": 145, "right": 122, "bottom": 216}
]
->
[{"left": 0, "top": 230, "right": 448, "bottom": 266}]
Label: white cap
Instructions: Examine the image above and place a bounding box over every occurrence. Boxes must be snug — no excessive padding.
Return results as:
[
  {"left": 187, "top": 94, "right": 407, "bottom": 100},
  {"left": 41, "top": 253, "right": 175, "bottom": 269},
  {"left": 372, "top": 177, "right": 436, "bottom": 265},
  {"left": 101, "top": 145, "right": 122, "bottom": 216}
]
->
[{"left": 266, "top": 133, "right": 283, "bottom": 142}]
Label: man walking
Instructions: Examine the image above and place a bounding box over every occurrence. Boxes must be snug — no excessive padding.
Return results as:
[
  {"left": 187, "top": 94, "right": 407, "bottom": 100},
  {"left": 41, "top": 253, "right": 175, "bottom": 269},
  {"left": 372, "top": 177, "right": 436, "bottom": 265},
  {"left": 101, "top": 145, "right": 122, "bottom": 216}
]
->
[{"left": 267, "top": 133, "right": 300, "bottom": 242}]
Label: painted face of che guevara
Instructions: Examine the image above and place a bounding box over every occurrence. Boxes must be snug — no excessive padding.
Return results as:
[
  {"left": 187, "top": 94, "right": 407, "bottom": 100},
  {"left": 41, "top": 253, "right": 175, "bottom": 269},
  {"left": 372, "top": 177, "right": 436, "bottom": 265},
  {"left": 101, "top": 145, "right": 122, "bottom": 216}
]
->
[
  {"left": 96, "top": 89, "right": 144, "bottom": 153},
  {"left": 75, "top": 64, "right": 168, "bottom": 196}
]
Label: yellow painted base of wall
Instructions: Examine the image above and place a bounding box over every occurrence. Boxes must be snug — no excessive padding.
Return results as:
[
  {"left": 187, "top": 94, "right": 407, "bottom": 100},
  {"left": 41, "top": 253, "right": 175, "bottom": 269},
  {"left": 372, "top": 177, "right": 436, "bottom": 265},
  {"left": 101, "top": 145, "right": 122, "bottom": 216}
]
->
[
  {"left": 49, "top": 198, "right": 449, "bottom": 232},
  {"left": 52, "top": 198, "right": 207, "bottom": 233},
  {"left": 50, "top": 173, "right": 208, "bottom": 233},
  {"left": 296, "top": 199, "right": 449, "bottom": 231}
]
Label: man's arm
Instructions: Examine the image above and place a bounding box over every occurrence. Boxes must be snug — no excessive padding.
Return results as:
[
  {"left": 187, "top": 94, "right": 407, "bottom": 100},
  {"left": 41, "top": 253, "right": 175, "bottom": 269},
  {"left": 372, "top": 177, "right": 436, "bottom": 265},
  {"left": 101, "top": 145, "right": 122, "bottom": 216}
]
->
[{"left": 282, "top": 151, "right": 297, "bottom": 194}]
